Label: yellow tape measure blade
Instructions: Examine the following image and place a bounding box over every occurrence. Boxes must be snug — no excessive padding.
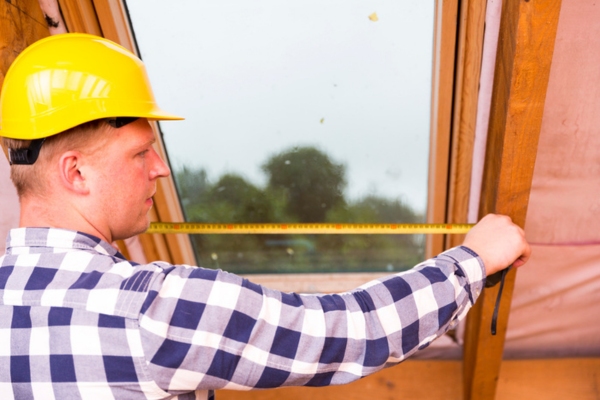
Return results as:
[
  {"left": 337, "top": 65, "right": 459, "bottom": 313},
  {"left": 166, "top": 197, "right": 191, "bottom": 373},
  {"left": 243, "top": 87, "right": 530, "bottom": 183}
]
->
[{"left": 147, "top": 222, "right": 474, "bottom": 235}]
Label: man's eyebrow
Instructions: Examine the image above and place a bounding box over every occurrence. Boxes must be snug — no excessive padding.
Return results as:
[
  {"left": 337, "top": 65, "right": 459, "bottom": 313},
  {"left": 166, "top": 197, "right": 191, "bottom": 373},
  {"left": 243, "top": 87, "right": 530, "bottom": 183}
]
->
[{"left": 135, "top": 138, "right": 156, "bottom": 151}]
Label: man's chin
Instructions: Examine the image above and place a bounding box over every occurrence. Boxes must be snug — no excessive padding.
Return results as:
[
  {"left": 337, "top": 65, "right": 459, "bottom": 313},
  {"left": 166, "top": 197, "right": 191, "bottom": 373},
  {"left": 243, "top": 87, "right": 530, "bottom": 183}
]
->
[
  {"left": 136, "top": 218, "right": 152, "bottom": 236},
  {"left": 114, "top": 219, "right": 151, "bottom": 241}
]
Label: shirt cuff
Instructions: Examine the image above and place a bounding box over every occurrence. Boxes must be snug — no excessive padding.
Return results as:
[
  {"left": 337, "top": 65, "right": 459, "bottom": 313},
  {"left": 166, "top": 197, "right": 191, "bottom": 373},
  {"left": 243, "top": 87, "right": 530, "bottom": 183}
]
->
[{"left": 442, "top": 245, "right": 486, "bottom": 301}]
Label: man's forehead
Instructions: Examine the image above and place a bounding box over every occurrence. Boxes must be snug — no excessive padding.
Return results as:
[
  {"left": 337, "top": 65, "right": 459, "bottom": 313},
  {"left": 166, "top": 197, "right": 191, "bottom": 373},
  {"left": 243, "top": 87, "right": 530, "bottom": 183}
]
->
[{"left": 110, "top": 119, "right": 155, "bottom": 148}]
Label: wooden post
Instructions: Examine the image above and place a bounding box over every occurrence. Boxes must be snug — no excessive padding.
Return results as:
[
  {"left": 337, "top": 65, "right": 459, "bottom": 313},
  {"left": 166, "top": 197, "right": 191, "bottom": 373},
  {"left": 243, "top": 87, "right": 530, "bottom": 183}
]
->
[{"left": 463, "top": 1, "right": 562, "bottom": 399}]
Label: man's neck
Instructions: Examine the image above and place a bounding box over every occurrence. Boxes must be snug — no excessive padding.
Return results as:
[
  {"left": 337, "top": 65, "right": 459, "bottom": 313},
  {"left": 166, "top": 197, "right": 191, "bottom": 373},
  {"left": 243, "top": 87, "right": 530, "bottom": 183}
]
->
[{"left": 19, "top": 195, "right": 111, "bottom": 243}]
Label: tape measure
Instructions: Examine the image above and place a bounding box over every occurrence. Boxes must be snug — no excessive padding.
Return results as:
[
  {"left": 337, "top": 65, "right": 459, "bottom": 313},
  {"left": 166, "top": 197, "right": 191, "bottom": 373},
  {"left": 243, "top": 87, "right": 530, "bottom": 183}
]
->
[{"left": 147, "top": 222, "right": 474, "bottom": 235}]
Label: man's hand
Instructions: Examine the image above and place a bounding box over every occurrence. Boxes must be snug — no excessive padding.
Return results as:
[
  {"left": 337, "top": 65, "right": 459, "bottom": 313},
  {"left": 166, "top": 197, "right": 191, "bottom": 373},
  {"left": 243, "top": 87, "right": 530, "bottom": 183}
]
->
[{"left": 462, "top": 214, "right": 531, "bottom": 276}]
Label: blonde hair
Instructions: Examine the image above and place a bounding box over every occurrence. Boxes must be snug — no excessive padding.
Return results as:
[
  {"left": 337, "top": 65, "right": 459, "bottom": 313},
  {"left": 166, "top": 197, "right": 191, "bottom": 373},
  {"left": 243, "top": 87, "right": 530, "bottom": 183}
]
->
[{"left": 2, "top": 120, "right": 110, "bottom": 197}]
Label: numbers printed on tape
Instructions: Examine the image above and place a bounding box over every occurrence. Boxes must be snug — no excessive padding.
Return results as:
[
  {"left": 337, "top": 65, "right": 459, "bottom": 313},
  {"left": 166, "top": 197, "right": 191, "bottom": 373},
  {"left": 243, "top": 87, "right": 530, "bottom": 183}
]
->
[{"left": 147, "top": 222, "right": 474, "bottom": 235}]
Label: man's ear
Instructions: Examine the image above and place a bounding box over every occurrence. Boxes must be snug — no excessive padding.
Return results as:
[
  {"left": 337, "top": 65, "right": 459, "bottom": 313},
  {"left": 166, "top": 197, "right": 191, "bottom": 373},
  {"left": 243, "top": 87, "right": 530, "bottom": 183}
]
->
[{"left": 58, "top": 151, "right": 90, "bottom": 195}]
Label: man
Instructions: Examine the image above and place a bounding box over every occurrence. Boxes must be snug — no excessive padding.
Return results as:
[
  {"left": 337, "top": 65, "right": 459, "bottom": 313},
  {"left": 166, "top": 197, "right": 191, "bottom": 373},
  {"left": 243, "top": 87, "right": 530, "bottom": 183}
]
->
[{"left": 0, "top": 34, "right": 530, "bottom": 399}]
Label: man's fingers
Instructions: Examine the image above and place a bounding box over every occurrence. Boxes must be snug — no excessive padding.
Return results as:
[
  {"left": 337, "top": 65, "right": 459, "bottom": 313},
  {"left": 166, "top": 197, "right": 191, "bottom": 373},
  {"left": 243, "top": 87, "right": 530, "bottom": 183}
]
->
[{"left": 462, "top": 214, "right": 531, "bottom": 276}]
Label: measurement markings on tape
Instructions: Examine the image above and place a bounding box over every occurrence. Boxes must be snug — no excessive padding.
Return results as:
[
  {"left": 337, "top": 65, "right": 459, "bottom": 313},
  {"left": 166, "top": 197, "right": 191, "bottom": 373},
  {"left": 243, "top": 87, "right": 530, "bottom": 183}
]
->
[{"left": 147, "top": 222, "right": 474, "bottom": 235}]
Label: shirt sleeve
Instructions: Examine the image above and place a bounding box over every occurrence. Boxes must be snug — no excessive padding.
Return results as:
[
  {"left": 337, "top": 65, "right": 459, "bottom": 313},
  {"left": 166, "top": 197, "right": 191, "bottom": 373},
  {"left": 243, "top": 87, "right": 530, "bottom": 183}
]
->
[{"left": 137, "top": 245, "right": 485, "bottom": 393}]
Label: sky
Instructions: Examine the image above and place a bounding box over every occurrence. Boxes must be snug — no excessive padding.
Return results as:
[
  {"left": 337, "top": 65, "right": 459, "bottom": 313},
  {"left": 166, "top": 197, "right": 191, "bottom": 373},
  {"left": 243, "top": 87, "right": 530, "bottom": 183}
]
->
[{"left": 126, "top": 0, "right": 434, "bottom": 212}]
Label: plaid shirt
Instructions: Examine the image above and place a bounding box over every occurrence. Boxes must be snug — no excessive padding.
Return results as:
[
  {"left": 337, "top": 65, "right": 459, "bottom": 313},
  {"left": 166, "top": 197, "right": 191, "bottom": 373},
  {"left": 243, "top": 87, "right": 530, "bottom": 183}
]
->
[{"left": 0, "top": 227, "right": 485, "bottom": 399}]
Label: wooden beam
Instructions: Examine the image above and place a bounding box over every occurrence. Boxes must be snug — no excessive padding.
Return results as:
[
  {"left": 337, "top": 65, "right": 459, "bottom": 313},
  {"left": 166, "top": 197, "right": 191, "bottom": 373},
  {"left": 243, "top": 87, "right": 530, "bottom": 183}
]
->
[
  {"left": 57, "top": 0, "right": 102, "bottom": 35},
  {"left": 91, "top": 0, "right": 135, "bottom": 52},
  {"left": 497, "top": 358, "right": 600, "bottom": 400},
  {"left": 426, "top": 0, "right": 459, "bottom": 258},
  {"left": 1, "top": 0, "right": 49, "bottom": 88},
  {"left": 218, "top": 361, "right": 465, "bottom": 400},
  {"left": 463, "top": 1, "right": 562, "bottom": 399},
  {"left": 215, "top": 358, "right": 600, "bottom": 400}
]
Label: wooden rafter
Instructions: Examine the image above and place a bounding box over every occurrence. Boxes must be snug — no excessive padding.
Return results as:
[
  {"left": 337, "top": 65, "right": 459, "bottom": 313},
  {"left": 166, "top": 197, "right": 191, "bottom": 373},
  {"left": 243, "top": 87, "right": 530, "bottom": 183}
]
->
[
  {"left": 463, "top": 1, "right": 562, "bottom": 399},
  {"left": 90, "top": 0, "right": 135, "bottom": 51},
  {"left": 0, "top": 0, "right": 50, "bottom": 84},
  {"left": 56, "top": 0, "right": 101, "bottom": 35}
]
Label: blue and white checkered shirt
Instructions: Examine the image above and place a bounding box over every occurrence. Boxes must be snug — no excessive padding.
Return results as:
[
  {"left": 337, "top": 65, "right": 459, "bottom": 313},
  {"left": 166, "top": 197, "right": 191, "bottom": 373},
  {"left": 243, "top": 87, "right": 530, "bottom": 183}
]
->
[{"left": 0, "top": 227, "right": 485, "bottom": 399}]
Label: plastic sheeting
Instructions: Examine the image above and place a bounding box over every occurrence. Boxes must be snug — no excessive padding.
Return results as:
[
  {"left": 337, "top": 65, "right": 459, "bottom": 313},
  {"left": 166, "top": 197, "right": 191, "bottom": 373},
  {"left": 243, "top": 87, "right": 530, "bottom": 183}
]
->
[{"left": 505, "top": 0, "right": 600, "bottom": 357}]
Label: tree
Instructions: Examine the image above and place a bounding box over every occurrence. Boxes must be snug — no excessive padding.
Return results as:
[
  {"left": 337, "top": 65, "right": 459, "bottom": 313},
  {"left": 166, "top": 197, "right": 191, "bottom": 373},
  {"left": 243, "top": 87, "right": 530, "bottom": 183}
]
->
[
  {"left": 174, "top": 166, "right": 210, "bottom": 219},
  {"left": 320, "top": 196, "right": 425, "bottom": 271},
  {"left": 262, "top": 146, "right": 346, "bottom": 222},
  {"left": 207, "top": 174, "right": 274, "bottom": 222},
  {"left": 327, "top": 195, "right": 423, "bottom": 224}
]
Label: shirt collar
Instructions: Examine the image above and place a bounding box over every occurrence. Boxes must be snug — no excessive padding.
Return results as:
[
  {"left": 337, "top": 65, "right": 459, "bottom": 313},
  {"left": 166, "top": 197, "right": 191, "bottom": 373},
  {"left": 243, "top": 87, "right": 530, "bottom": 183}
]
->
[{"left": 5, "top": 227, "right": 122, "bottom": 258}]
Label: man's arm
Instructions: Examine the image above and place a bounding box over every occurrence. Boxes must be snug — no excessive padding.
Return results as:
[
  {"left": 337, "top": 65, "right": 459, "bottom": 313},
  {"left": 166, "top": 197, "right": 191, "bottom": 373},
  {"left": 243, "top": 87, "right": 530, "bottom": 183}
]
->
[{"left": 137, "top": 214, "right": 528, "bottom": 393}]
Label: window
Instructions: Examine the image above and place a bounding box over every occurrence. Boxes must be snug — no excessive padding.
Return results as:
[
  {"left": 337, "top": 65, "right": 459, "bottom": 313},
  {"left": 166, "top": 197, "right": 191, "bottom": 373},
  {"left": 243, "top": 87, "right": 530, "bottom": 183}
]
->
[{"left": 126, "top": 0, "right": 434, "bottom": 275}]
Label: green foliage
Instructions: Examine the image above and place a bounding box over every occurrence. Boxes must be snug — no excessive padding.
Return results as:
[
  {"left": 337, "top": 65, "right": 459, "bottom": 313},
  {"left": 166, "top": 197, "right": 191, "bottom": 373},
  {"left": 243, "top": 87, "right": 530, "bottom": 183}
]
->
[
  {"left": 173, "top": 146, "right": 425, "bottom": 274},
  {"left": 262, "top": 146, "right": 346, "bottom": 222},
  {"left": 175, "top": 166, "right": 210, "bottom": 212},
  {"left": 318, "top": 196, "right": 425, "bottom": 272},
  {"left": 207, "top": 174, "right": 275, "bottom": 223},
  {"left": 326, "top": 195, "right": 422, "bottom": 224}
]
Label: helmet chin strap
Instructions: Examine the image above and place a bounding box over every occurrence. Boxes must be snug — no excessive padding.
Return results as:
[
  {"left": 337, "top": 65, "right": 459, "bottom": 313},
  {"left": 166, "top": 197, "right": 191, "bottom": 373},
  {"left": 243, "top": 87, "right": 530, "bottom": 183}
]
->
[
  {"left": 8, "top": 138, "right": 46, "bottom": 165},
  {"left": 490, "top": 267, "right": 510, "bottom": 335}
]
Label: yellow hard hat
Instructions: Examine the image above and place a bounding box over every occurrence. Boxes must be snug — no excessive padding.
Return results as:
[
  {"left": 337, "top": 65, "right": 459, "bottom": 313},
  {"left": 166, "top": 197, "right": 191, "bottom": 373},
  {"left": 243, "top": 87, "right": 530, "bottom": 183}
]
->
[{"left": 0, "top": 33, "right": 183, "bottom": 140}]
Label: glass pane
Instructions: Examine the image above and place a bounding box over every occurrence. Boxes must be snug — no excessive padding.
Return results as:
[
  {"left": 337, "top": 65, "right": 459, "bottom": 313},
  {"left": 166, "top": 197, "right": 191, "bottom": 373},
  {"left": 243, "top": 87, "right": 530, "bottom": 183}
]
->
[{"left": 126, "top": 0, "right": 434, "bottom": 274}]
